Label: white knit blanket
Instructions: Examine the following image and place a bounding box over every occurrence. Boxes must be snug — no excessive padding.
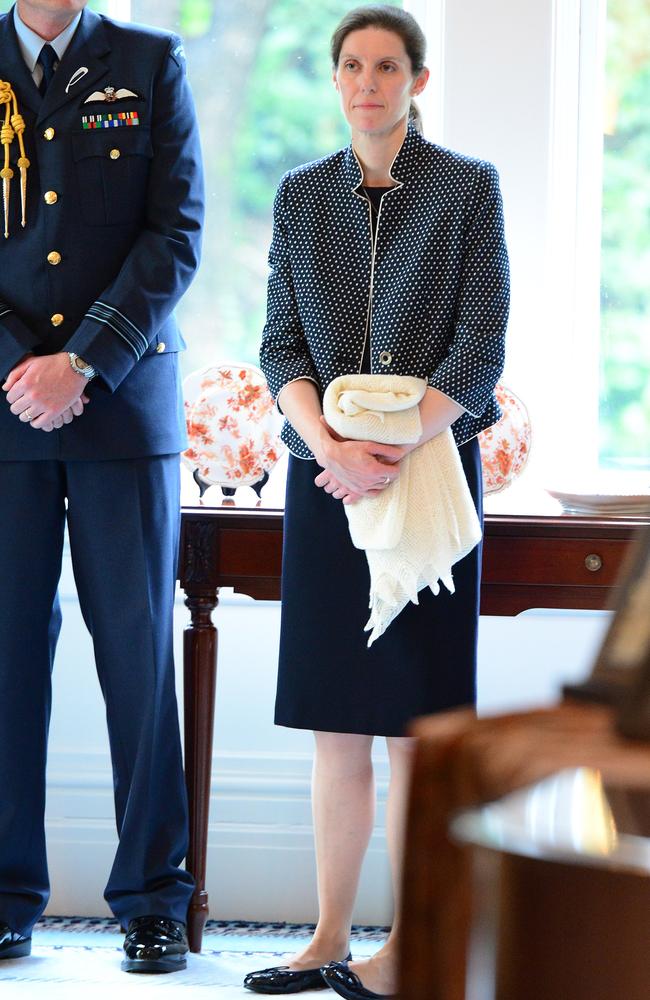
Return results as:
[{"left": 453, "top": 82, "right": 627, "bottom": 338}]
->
[{"left": 322, "top": 374, "right": 482, "bottom": 647}]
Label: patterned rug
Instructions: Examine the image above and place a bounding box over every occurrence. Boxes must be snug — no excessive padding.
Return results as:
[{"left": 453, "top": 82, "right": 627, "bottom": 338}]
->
[
  {"left": 0, "top": 918, "right": 389, "bottom": 999},
  {"left": 35, "top": 916, "right": 389, "bottom": 945}
]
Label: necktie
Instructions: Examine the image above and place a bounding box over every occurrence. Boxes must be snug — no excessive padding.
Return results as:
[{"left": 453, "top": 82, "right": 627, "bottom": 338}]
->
[{"left": 37, "top": 44, "right": 58, "bottom": 97}]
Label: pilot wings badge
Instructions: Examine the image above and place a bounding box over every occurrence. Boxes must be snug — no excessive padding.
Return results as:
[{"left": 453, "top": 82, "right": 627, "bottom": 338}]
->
[{"left": 82, "top": 86, "right": 142, "bottom": 105}]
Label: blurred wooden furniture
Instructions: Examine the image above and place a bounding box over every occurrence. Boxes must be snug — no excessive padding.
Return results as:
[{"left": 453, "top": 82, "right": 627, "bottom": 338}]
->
[
  {"left": 399, "top": 703, "right": 650, "bottom": 1000},
  {"left": 177, "top": 510, "right": 643, "bottom": 951}
]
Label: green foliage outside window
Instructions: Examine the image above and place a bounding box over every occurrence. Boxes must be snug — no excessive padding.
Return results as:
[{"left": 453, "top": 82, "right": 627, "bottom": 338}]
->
[
  {"left": 169, "top": 0, "right": 399, "bottom": 372},
  {"left": 232, "top": 1, "right": 396, "bottom": 216},
  {"left": 600, "top": 0, "right": 650, "bottom": 469}
]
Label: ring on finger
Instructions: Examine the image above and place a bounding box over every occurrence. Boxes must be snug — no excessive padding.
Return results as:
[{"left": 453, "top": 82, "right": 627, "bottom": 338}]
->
[
  {"left": 383, "top": 475, "right": 390, "bottom": 485},
  {"left": 24, "top": 407, "right": 33, "bottom": 421}
]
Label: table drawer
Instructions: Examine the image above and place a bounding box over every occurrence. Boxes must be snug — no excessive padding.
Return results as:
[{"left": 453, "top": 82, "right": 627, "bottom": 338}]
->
[{"left": 482, "top": 536, "right": 629, "bottom": 587}]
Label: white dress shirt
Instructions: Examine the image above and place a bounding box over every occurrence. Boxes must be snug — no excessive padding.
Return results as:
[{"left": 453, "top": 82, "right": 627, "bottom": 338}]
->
[{"left": 13, "top": 6, "right": 82, "bottom": 87}]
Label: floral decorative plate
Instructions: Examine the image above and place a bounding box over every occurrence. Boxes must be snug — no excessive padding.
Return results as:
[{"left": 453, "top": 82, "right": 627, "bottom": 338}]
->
[
  {"left": 182, "top": 364, "right": 285, "bottom": 492},
  {"left": 478, "top": 383, "right": 531, "bottom": 494}
]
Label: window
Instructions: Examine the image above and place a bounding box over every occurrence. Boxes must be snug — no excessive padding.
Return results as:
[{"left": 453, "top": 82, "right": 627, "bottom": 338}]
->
[
  {"left": 124, "top": 0, "right": 404, "bottom": 374},
  {"left": 548, "top": 0, "right": 650, "bottom": 483},
  {"left": 599, "top": 0, "right": 650, "bottom": 470}
]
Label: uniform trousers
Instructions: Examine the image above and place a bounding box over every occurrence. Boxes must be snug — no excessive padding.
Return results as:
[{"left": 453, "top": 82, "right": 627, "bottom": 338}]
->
[{"left": 0, "top": 456, "right": 193, "bottom": 936}]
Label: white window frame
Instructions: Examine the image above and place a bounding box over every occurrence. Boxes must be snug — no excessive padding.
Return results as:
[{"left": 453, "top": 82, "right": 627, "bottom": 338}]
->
[
  {"left": 406, "top": 0, "right": 445, "bottom": 141},
  {"left": 546, "top": 0, "right": 607, "bottom": 478}
]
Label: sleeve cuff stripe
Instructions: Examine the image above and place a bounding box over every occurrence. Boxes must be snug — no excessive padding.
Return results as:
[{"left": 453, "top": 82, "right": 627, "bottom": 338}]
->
[
  {"left": 95, "top": 300, "right": 145, "bottom": 344},
  {"left": 90, "top": 302, "right": 148, "bottom": 352},
  {"left": 86, "top": 304, "right": 148, "bottom": 357},
  {"left": 88, "top": 313, "right": 141, "bottom": 358},
  {"left": 0, "top": 308, "right": 12, "bottom": 319},
  {"left": 86, "top": 307, "right": 142, "bottom": 359}
]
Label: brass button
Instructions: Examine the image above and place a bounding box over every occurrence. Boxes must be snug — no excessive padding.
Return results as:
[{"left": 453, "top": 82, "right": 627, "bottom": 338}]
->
[
  {"left": 379, "top": 350, "right": 392, "bottom": 366},
  {"left": 44, "top": 191, "right": 58, "bottom": 205},
  {"left": 156, "top": 342, "right": 165, "bottom": 353},
  {"left": 109, "top": 148, "right": 121, "bottom": 160},
  {"left": 43, "top": 127, "right": 55, "bottom": 141},
  {"left": 50, "top": 313, "right": 64, "bottom": 326},
  {"left": 47, "top": 251, "right": 62, "bottom": 266}
]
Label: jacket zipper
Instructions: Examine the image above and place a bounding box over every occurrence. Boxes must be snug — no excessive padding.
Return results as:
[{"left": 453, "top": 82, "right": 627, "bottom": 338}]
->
[
  {"left": 358, "top": 194, "right": 383, "bottom": 373},
  {"left": 351, "top": 141, "right": 403, "bottom": 373}
]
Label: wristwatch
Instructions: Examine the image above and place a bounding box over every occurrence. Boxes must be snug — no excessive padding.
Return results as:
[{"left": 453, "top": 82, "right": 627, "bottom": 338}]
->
[{"left": 68, "top": 352, "right": 96, "bottom": 380}]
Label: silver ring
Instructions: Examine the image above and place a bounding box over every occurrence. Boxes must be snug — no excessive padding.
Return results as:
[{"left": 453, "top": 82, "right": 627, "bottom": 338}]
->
[
  {"left": 24, "top": 408, "right": 33, "bottom": 421},
  {"left": 383, "top": 475, "right": 390, "bottom": 485}
]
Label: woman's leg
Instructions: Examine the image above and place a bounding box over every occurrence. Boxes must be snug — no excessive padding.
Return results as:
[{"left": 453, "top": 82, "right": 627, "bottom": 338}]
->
[
  {"left": 347, "top": 735, "right": 416, "bottom": 994},
  {"left": 288, "top": 730, "right": 375, "bottom": 969}
]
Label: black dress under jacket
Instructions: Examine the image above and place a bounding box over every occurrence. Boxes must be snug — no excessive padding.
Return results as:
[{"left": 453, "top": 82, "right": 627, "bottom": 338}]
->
[{"left": 274, "top": 439, "right": 483, "bottom": 737}]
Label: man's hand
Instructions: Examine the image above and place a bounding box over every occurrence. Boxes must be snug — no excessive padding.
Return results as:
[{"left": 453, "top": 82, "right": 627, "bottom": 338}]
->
[
  {"left": 3, "top": 353, "right": 90, "bottom": 430},
  {"left": 38, "top": 398, "right": 89, "bottom": 432}
]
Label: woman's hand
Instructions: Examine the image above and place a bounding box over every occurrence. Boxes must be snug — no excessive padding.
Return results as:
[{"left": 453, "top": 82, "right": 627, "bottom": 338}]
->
[
  {"left": 273, "top": 381, "right": 406, "bottom": 504},
  {"left": 317, "top": 473, "right": 362, "bottom": 505},
  {"left": 314, "top": 418, "right": 406, "bottom": 503}
]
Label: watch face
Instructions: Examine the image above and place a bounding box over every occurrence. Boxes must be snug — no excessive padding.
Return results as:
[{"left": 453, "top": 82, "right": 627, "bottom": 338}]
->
[{"left": 70, "top": 354, "right": 94, "bottom": 378}]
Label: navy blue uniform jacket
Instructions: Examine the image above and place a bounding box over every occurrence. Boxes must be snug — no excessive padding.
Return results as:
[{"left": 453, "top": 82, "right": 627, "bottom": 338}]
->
[{"left": 0, "top": 6, "right": 204, "bottom": 459}]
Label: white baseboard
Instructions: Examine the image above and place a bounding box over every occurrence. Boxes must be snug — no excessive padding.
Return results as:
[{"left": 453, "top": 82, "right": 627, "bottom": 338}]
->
[{"left": 44, "top": 750, "right": 393, "bottom": 925}]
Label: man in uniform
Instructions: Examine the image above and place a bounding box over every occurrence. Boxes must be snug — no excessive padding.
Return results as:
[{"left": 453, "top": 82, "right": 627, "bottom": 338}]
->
[{"left": 0, "top": 0, "right": 204, "bottom": 973}]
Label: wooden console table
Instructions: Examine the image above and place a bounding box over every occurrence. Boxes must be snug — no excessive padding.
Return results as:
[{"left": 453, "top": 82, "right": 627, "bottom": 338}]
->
[{"left": 177, "top": 509, "right": 644, "bottom": 951}]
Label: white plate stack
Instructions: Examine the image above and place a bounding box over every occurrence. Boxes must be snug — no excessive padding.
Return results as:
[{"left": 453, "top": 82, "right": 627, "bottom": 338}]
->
[{"left": 546, "top": 473, "right": 650, "bottom": 516}]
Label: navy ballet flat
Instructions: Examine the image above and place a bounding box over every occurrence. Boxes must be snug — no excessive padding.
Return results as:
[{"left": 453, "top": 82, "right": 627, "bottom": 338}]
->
[
  {"left": 244, "top": 952, "right": 352, "bottom": 994},
  {"left": 320, "top": 960, "right": 394, "bottom": 1000}
]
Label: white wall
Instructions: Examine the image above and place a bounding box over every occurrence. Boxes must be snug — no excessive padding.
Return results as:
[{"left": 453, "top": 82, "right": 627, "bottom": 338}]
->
[
  {"left": 44, "top": 529, "right": 610, "bottom": 924},
  {"left": 442, "top": 0, "right": 554, "bottom": 408},
  {"left": 42, "top": 0, "right": 613, "bottom": 924}
]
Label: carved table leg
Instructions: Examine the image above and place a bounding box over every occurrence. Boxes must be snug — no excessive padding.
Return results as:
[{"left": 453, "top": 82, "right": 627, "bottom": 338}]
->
[{"left": 183, "top": 587, "right": 218, "bottom": 953}]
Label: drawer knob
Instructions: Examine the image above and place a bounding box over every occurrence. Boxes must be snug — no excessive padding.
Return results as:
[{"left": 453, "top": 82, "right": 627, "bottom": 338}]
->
[{"left": 585, "top": 553, "right": 603, "bottom": 572}]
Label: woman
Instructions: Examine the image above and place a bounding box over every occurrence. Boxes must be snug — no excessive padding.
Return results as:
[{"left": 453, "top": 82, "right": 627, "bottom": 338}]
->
[{"left": 244, "top": 6, "right": 509, "bottom": 998}]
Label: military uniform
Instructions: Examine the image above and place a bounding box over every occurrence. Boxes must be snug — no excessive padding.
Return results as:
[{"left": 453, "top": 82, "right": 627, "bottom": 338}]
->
[{"left": 0, "top": 4, "right": 204, "bottom": 936}]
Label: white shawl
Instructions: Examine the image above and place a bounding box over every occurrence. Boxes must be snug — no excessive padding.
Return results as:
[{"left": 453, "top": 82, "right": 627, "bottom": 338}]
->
[{"left": 322, "top": 374, "right": 482, "bottom": 647}]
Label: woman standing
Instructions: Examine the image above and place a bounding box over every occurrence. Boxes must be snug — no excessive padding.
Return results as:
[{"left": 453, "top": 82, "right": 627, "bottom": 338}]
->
[{"left": 244, "top": 6, "right": 509, "bottom": 998}]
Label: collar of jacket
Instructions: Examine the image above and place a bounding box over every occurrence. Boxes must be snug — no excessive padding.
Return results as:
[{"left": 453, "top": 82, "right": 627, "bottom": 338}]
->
[
  {"left": 1, "top": 5, "right": 110, "bottom": 119},
  {"left": 343, "top": 120, "right": 420, "bottom": 191}
]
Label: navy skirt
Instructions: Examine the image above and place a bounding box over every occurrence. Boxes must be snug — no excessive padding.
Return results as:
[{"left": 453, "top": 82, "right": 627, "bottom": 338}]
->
[{"left": 274, "top": 437, "right": 483, "bottom": 737}]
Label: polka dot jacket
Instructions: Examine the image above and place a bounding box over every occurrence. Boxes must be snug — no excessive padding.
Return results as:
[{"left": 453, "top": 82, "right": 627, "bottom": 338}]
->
[{"left": 260, "top": 124, "right": 510, "bottom": 459}]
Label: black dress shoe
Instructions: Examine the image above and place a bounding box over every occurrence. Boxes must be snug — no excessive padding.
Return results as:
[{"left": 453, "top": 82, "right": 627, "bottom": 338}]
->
[
  {"left": 0, "top": 924, "right": 32, "bottom": 959},
  {"left": 121, "top": 916, "right": 188, "bottom": 973},
  {"left": 244, "top": 953, "right": 352, "bottom": 994},
  {"left": 320, "top": 961, "right": 394, "bottom": 1000},
  {"left": 0, "top": 923, "right": 31, "bottom": 960}
]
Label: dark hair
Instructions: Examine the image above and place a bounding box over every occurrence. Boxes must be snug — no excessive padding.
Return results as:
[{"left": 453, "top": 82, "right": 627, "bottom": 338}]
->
[{"left": 330, "top": 5, "right": 427, "bottom": 131}]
